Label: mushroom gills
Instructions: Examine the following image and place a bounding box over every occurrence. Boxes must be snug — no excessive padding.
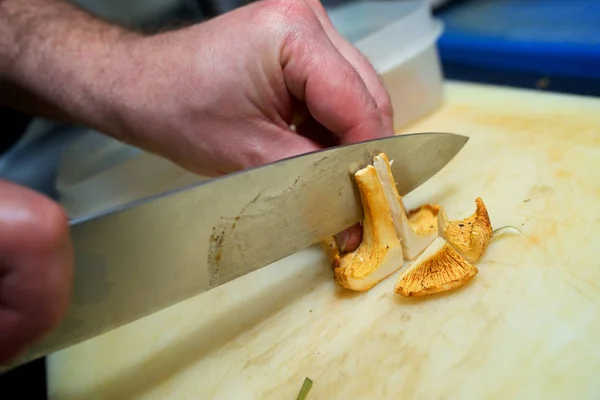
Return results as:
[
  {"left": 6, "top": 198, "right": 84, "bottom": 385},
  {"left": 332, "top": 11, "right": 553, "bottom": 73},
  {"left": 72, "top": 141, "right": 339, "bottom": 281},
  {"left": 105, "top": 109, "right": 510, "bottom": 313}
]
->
[{"left": 394, "top": 236, "right": 478, "bottom": 297}]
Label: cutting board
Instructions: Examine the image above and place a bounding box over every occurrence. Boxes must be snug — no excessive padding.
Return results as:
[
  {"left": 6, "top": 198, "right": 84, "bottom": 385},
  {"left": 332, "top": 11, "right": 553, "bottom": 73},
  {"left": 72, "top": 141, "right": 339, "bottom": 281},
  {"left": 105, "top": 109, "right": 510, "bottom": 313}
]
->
[{"left": 47, "top": 81, "right": 600, "bottom": 399}]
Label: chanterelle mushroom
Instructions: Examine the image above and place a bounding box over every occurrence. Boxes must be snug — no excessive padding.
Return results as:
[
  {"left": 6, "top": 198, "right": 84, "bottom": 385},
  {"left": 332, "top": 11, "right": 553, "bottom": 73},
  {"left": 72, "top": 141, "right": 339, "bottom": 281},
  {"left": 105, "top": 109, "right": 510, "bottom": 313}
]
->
[
  {"left": 437, "top": 197, "right": 493, "bottom": 263},
  {"left": 394, "top": 237, "right": 478, "bottom": 297},
  {"left": 372, "top": 154, "right": 438, "bottom": 260},
  {"left": 321, "top": 158, "right": 404, "bottom": 291},
  {"left": 407, "top": 204, "right": 441, "bottom": 236}
]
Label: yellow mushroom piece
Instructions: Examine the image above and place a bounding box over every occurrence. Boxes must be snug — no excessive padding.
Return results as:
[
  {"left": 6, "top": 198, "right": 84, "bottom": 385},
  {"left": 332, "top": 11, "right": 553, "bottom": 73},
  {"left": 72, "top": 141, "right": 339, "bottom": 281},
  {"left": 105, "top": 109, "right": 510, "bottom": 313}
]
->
[
  {"left": 394, "top": 237, "right": 478, "bottom": 297},
  {"left": 437, "top": 197, "right": 493, "bottom": 263},
  {"left": 407, "top": 204, "right": 441, "bottom": 236},
  {"left": 321, "top": 158, "right": 404, "bottom": 292},
  {"left": 372, "top": 154, "right": 438, "bottom": 261}
]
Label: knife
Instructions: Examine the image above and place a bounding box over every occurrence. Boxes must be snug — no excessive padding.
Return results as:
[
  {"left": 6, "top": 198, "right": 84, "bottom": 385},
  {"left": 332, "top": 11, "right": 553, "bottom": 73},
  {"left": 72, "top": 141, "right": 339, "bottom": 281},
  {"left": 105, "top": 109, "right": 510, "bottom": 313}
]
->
[{"left": 5, "top": 131, "right": 467, "bottom": 369}]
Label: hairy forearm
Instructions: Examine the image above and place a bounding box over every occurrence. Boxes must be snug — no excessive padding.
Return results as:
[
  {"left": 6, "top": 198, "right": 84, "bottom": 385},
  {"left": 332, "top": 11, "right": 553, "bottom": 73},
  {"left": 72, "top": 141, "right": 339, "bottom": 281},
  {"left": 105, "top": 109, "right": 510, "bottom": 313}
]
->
[{"left": 0, "top": 0, "right": 141, "bottom": 134}]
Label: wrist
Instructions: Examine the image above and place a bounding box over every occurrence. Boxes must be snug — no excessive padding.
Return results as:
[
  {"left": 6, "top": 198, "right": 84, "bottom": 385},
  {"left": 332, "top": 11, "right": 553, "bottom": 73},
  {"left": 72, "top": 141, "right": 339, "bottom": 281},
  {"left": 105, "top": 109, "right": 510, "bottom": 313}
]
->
[{"left": 1, "top": 1, "right": 144, "bottom": 139}]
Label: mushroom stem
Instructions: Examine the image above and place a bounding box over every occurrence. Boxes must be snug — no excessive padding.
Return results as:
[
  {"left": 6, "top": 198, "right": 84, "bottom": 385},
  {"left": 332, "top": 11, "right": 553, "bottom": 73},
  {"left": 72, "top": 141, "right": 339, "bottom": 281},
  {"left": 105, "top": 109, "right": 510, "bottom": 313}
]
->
[{"left": 321, "top": 159, "right": 404, "bottom": 292}]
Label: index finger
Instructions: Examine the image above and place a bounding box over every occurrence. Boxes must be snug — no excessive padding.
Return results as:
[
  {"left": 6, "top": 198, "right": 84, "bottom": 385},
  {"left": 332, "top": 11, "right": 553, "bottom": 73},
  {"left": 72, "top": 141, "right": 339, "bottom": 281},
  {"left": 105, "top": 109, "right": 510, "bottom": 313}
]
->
[{"left": 280, "top": 16, "right": 386, "bottom": 144}]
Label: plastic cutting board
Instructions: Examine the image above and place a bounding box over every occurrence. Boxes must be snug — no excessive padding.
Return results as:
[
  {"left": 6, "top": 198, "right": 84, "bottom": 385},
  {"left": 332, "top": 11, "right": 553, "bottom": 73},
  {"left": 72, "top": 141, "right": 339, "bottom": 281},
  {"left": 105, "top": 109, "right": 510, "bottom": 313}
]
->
[{"left": 48, "top": 81, "right": 600, "bottom": 399}]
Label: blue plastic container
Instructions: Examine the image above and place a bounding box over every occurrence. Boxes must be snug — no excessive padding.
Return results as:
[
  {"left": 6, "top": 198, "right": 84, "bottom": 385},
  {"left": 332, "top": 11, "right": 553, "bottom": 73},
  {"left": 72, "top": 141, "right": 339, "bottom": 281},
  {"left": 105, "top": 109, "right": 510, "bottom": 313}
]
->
[{"left": 435, "top": 0, "right": 600, "bottom": 95}]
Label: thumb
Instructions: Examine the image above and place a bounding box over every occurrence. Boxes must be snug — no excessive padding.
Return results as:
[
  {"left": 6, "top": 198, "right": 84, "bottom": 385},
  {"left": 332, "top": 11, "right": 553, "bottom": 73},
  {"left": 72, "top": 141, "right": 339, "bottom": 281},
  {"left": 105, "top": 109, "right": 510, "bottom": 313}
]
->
[
  {"left": 0, "top": 181, "right": 73, "bottom": 364},
  {"left": 280, "top": 20, "right": 385, "bottom": 145}
]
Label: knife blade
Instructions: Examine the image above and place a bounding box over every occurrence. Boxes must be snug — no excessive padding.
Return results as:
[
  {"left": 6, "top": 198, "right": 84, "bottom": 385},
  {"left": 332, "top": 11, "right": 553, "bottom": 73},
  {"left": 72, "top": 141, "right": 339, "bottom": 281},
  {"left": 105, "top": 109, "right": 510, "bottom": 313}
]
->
[{"left": 6, "top": 131, "right": 467, "bottom": 369}]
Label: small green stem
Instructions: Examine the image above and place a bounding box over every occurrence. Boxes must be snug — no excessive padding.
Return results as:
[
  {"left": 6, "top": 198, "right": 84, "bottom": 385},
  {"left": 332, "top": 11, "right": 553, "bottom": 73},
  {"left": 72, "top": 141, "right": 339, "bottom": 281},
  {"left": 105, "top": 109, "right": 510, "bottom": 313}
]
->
[{"left": 296, "top": 377, "right": 313, "bottom": 400}]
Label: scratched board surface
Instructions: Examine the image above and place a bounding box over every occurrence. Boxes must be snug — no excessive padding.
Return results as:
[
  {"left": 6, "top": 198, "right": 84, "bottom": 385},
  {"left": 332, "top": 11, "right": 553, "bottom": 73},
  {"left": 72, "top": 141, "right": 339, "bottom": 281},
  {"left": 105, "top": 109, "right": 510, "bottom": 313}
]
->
[{"left": 48, "top": 82, "right": 600, "bottom": 399}]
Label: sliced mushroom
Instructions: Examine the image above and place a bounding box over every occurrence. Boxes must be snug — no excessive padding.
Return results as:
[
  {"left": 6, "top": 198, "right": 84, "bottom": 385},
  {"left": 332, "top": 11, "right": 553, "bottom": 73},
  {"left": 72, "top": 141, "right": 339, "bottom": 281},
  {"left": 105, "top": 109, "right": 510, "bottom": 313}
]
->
[
  {"left": 407, "top": 204, "right": 441, "bottom": 236},
  {"left": 394, "top": 237, "right": 478, "bottom": 297},
  {"left": 321, "top": 160, "right": 404, "bottom": 292},
  {"left": 372, "top": 154, "right": 438, "bottom": 260},
  {"left": 437, "top": 197, "right": 493, "bottom": 263}
]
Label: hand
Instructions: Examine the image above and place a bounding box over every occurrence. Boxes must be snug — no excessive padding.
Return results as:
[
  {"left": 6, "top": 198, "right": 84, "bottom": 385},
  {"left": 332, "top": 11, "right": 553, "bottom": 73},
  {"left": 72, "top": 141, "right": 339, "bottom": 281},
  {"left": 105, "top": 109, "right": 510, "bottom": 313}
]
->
[
  {"left": 104, "top": 0, "right": 394, "bottom": 250},
  {"left": 107, "top": 0, "right": 393, "bottom": 176},
  {"left": 0, "top": 0, "right": 394, "bottom": 359},
  {"left": 0, "top": 180, "right": 73, "bottom": 364},
  {"left": 0, "top": 0, "right": 391, "bottom": 363}
]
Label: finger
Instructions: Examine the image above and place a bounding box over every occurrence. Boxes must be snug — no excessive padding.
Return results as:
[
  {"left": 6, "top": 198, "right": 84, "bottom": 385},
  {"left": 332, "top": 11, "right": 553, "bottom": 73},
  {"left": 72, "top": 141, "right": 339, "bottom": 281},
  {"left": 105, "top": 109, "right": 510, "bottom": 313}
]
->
[
  {"left": 293, "top": 115, "right": 365, "bottom": 252},
  {"left": 335, "top": 223, "right": 363, "bottom": 253},
  {"left": 280, "top": 17, "right": 385, "bottom": 145},
  {"left": 0, "top": 180, "right": 73, "bottom": 364},
  {"left": 295, "top": 115, "right": 339, "bottom": 148},
  {"left": 291, "top": 99, "right": 338, "bottom": 147},
  {"left": 303, "top": 0, "right": 395, "bottom": 136},
  {"left": 237, "top": 120, "right": 325, "bottom": 168}
]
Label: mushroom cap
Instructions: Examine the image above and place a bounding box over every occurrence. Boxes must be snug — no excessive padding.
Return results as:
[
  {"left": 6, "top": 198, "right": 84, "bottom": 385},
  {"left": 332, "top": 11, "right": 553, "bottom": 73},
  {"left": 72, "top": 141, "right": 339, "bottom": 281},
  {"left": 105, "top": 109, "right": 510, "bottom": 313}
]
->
[{"left": 438, "top": 197, "right": 493, "bottom": 263}]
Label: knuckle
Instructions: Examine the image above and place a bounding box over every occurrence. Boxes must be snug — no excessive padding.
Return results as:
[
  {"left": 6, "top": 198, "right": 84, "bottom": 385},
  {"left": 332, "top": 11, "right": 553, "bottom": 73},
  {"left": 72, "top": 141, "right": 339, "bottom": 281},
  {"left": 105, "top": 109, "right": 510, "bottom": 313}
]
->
[
  {"left": 256, "top": 0, "right": 316, "bottom": 34},
  {"left": 273, "top": 0, "right": 312, "bottom": 21}
]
